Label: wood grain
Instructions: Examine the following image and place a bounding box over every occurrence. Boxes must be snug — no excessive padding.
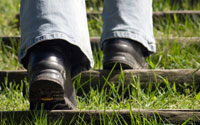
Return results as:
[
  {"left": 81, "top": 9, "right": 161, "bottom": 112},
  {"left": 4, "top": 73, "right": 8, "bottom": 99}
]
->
[
  {"left": 87, "top": 10, "right": 200, "bottom": 16},
  {"left": 0, "top": 69, "right": 199, "bottom": 95},
  {"left": 74, "top": 69, "right": 200, "bottom": 95},
  {"left": 1, "top": 36, "right": 200, "bottom": 49},
  {"left": 1, "top": 109, "right": 200, "bottom": 124}
]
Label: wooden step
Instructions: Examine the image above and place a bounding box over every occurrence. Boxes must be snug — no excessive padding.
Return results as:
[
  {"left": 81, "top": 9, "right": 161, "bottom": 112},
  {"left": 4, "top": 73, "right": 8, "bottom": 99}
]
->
[
  {"left": 1, "top": 109, "right": 200, "bottom": 124},
  {"left": 15, "top": 10, "right": 200, "bottom": 29},
  {"left": 1, "top": 36, "right": 200, "bottom": 49},
  {"left": 74, "top": 69, "right": 200, "bottom": 95},
  {"left": 15, "top": 11, "right": 200, "bottom": 19},
  {"left": 0, "top": 69, "right": 200, "bottom": 95},
  {"left": 89, "top": 0, "right": 199, "bottom": 5},
  {"left": 86, "top": 10, "right": 200, "bottom": 16},
  {"left": 86, "top": 11, "right": 200, "bottom": 28},
  {"left": 153, "top": 0, "right": 199, "bottom": 5}
]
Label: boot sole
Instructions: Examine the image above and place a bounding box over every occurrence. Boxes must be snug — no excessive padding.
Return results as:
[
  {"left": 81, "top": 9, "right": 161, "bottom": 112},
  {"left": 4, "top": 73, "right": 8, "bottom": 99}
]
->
[{"left": 29, "top": 70, "right": 74, "bottom": 110}]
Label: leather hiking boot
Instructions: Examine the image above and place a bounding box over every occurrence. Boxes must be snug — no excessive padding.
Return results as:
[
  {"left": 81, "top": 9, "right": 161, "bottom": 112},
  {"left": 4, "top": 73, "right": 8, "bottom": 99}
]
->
[
  {"left": 28, "top": 40, "right": 77, "bottom": 110},
  {"left": 103, "top": 38, "right": 148, "bottom": 69}
]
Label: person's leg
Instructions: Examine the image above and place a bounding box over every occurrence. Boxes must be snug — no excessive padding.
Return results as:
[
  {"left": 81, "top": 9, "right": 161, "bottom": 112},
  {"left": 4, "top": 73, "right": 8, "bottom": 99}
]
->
[
  {"left": 19, "top": 0, "right": 93, "bottom": 109},
  {"left": 101, "top": 0, "right": 156, "bottom": 69}
]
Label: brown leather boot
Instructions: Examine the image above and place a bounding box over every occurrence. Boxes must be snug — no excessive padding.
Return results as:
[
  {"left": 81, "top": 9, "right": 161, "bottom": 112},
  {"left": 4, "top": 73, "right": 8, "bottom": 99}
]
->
[
  {"left": 103, "top": 38, "right": 148, "bottom": 69},
  {"left": 28, "top": 40, "right": 77, "bottom": 110}
]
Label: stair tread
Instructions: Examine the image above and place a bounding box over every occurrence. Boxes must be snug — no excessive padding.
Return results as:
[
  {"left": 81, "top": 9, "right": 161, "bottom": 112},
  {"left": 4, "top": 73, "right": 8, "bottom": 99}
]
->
[
  {"left": 0, "top": 69, "right": 199, "bottom": 95},
  {"left": 1, "top": 109, "right": 200, "bottom": 124}
]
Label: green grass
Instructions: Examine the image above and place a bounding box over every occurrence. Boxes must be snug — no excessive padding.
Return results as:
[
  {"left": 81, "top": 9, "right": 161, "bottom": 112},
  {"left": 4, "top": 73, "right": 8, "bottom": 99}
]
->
[
  {"left": 0, "top": 71, "right": 199, "bottom": 124},
  {"left": 0, "top": 0, "right": 20, "bottom": 36},
  {"left": 85, "top": 0, "right": 200, "bottom": 12},
  {"left": 0, "top": 0, "right": 200, "bottom": 124},
  {"left": 153, "top": 0, "right": 200, "bottom": 11},
  {"left": 0, "top": 79, "right": 29, "bottom": 111},
  {"left": 76, "top": 76, "right": 197, "bottom": 110},
  {"left": 0, "top": 39, "right": 23, "bottom": 70}
]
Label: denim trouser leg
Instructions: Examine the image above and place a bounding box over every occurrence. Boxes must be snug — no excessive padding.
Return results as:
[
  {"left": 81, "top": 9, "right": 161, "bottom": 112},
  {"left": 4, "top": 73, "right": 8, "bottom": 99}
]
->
[
  {"left": 101, "top": 0, "right": 156, "bottom": 54},
  {"left": 19, "top": 0, "right": 94, "bottom": 75},
  {"left": 19, "top": 0, "right": 156, "bottom": 73}
]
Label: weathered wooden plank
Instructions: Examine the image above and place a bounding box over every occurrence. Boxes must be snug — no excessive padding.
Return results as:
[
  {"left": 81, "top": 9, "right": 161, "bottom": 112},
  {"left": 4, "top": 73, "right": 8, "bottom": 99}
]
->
[
  {"left": 15, "top": 10, "right": 200, "bottom": 29},
  {"left": 74, "top": 69, "right": 200, "bottom": 95},
  {"left": 0, "top": 70, "right": 27, "bottom": 85},
  {"left": 154, "top": 10, "right": 200, "bottom": 15},
  {"left": 87, "top": 0, "right": 199, "bottom": 4},
  {"left": 90, "top": 37, "right": 200, "bottom": 45},
  {"left": 87, "top": 10, "right": 200, "bottom": 24},
  {"left": 0, "top": 69, "right": 200, "bottom": 95},
  {"left": 15, "top": 11, "right": 200, "bottom": 19},
  {"left": 1, "top": 36, "right": 200, "bottom": 49},
  {"left": 0, "top": 36, "right": 20, "bottom": 47},
  {"left": 0, "top": 36, "right": 100, "bottom": 48},
  {"left": 153, "top": 0, "right": 199, "bottom": 4},
  {"left": 0, "top": 70, "right": 27, "bottom": 93},
  {"left": 87, "top": 10, "right": 200, "bottom": 16},
  {"left": 1, "top": 109, "right": 200, "bottom": 124}
]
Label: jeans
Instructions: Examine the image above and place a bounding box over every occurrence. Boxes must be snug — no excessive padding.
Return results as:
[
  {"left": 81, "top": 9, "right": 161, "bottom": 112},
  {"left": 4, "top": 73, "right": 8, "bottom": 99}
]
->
[{"left": 19, "top": 0, "right": 156, "bottom": 74}]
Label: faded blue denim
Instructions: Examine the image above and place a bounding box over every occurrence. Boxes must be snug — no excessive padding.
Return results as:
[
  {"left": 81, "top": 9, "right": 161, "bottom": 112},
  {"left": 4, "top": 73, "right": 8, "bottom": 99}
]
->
[{"left": 19, "top": 0, "right": 156, "bottom": 72}]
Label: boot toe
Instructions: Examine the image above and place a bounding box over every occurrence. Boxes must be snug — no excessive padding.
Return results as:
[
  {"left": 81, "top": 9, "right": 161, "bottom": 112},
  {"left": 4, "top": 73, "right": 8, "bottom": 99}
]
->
[{"left": 103, "top": 38, "right": 148, "bottom": 70}]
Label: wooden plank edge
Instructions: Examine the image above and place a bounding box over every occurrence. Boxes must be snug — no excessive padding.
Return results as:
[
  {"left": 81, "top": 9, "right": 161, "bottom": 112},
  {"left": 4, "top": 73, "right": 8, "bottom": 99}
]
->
[
  {"left": 1, "top": 36, "right": 200, "bottom": 46},
  {"left": 91, "top": 37, "right": 200, "bottom": 44},
  {"left": 14, "top": 10, "right": 200, "bottom": 30},
  {"left": 153, "top": 10, "right": 200, "bottom": 15},
  {"left": 0, "top": 69, "right": 200, "bottom": 94},
  {"left": 0, "top": 69, "right": 199, "bottom": 83},
  {"left": 74, "top": 69, "right": 200, "bottom": 94},
  {"left": 87, "top": 10, "right": 200, "bottom": 16},
  {"left": 14, "top": 11, "right": 200, "bottom": 17},
  {"left": 1, "top": 109, "right": 200, "bottom": 124}
]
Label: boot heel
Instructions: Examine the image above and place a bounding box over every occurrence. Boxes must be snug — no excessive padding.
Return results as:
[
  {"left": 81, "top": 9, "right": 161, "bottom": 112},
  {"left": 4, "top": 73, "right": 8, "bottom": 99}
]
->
[
  {"left": 28, "top": 41, "right": 77, "bottom": 110},
  {"left": 29, "top": 69, "right": 65, "bottom": 110}
]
